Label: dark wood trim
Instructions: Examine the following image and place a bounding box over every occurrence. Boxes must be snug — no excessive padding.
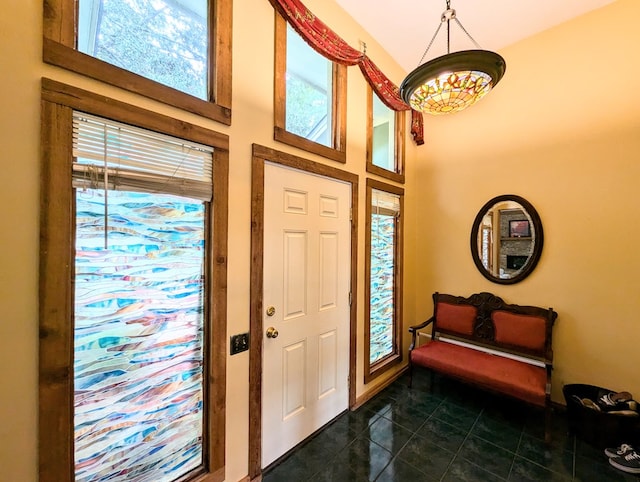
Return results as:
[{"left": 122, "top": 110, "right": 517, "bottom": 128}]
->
[
  {"left": 273, "top": 13, "right": 347, "bottom": 163},
  {"left": 252, "top": 145, "right": 357, "bottom": 185},
  {"left": 365, "top": 87, "right": 373, "bottom": 168},
  {"left": 42, "top": 0, "right": 232, "bottom": 125},
  {"left": 366, "top": 178, "right": 405, "bottom": 197},
  {"left": 273, "top": 14, "right": 287, "bottom": 134},
  {"left": 39, "top": 99, "right": 75, "bottom": 482},
  {"left": 41, "top": 78, "right": 229, "bottom": 151},
  {"left": 395, "top": 110, "right": 407, "bottom": 179},
  {"left": 209, "top": 149, "right": 229, "bottom": 477},
  {"left": 352, "top": 365, "right": 408, "bottom": 410},
  {"left": 39, "top": 82, "right": 228, "bottom": 482},
  {"left": 333, "top": 63, "right": 348, "bottom": 156},
  {"left": 248, "top": 153, "right": 265, "bottom": 480},
  {"left": 366, "top": 352, "right": 403, "bottom": 384},
  {"left": 273, "top": 127, "right": 347, "bottom": 163},
  {"left": 349, "top": 175, "right": 359, "bottom": 411},
  {"left": 249, "top": 144, "right": 358, "bottom": 479},
  {"left": 363, "top": 182, "right": 373, "bottom": 383},
  {"left": 364, "top": 178, "right": 404, "bottom": 384},
  {"left": 42, "top": 0, "right": 75, "bottom": 45},
  {"left": 211, "top": 0, "right": 233, "bottom": 114},
  {"left": 365, "top": 87, "right": 406, "bottom": 184}
]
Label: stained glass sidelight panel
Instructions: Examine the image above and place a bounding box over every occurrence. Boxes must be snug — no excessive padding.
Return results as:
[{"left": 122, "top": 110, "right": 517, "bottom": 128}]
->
[
  {"left": 369, "top": 213, "right": 395, "bottom": 364},
  {"left": 74, "top": 189, "right": 206, "bottom": 482}
]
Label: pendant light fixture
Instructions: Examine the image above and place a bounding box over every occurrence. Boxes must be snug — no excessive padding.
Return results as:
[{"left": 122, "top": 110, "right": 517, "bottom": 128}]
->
[{"left": 400, "top": 0, "right": 506, "bottom": 115}]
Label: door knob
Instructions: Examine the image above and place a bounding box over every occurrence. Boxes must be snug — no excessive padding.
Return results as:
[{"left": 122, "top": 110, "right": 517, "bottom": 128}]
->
[{"left": 266, "top": 327, "right": 279, "bottom": 339}]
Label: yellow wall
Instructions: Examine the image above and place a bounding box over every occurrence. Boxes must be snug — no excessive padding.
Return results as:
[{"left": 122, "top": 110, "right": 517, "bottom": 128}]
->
[
  {"left": 413, "top": 0, "right": 640, "bottom": 404},
  {"left": 1, "top": 0, "right": 638, "bottom": 480},
  {"left": 0, "top": 0, "right": 418, "bottom": 480}
]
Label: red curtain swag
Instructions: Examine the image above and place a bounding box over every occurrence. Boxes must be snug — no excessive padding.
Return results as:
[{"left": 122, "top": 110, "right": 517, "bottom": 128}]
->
[{"left": 268, "top": 0, "right": 424, "bottom": 146}]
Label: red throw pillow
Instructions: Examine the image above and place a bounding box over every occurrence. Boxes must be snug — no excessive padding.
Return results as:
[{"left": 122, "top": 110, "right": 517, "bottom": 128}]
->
[
  {"left": 492, "top": 310, "right": 546, "bottom": 352},
  {"left": 435, "top": 302, "right": 477, "bottom": 336}
]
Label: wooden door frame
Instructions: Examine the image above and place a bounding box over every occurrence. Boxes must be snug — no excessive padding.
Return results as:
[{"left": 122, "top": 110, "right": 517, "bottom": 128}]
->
[{"left": 249, "top": 144, "right": 358, "bottom": 478}]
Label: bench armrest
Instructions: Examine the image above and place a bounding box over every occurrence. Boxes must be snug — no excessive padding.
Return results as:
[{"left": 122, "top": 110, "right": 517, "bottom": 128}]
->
[{"left": 408, "top": 317, "right": 435, "bottom": 351}]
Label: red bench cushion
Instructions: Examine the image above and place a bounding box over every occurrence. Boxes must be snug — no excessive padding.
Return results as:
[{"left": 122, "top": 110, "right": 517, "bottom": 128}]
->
[
  {"left": 492, "top": 310, "right": 547, "bottom": 352},
  {"left": 410, "top": 340, "right": 546, "bottom": 406},
  {"left": 436, "top": 302, "right": 477, "bottom": 336}
]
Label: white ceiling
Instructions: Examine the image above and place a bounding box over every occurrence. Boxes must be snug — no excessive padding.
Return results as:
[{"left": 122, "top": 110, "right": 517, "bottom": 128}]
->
[{"left": 334, "top": 0, "right": 617, "bottom": 73}]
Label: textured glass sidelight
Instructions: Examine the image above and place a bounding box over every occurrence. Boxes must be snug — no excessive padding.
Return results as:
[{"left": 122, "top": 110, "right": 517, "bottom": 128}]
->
[
  {"left": 74, "top": 189, "right": 206, "bottom": 482},
  {"left": 369, "top": 213, "right": 395, "bottom": 364}
]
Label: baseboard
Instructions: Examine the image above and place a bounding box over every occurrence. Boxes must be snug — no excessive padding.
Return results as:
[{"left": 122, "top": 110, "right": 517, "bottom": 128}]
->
[{"left": 352, "top": 365, "right": 408, "bottom": 410}]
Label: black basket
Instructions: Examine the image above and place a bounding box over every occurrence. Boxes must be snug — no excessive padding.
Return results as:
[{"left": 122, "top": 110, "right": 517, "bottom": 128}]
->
[{"left": 563, "top": 384, "right": 640, "bottom": 449}]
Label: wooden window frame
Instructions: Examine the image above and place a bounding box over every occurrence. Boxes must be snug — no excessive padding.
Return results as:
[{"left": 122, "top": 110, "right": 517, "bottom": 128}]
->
[
  {"left": 366, "top": 86, "right": 406, "bottom": 183},
  {"left": 273, "top": 14, "right": 347, "bottom": 163},
  {"left": 43, "top": 0, "right": 233, "bottom": 125},
  {"left": 364, "top": 178, "right": 404, "bottom": 384},
  {"left": 38, "top": 78, "right": 229, "bottom": 482}
]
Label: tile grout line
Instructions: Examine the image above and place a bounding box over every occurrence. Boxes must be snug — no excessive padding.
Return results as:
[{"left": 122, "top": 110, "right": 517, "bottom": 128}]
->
[
  {"left": 506, "top": 419, "right": 525, "bottom": 480},
  {"left": 438, "top": 404, "right": 485, "bottom": 481},
  {"left": 374, "top": 390, "right": 446, "bottom": 481}
]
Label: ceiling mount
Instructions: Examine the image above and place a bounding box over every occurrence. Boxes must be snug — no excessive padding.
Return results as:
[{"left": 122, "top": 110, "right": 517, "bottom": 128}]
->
[{"left": 400, "top": 0, "right": 506, "bottom": 115}]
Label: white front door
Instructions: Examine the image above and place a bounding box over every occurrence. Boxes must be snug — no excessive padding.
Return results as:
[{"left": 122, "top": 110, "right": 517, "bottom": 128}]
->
[{"left": 262, "top": 162, "right": 351, "bottom": 467}]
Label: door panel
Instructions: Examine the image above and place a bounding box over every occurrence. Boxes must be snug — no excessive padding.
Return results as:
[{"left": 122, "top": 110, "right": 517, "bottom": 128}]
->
[
  {"left": 283, "top": 341, "right": 306, "bottom": 419},
  {"left": 284, "top": 231, "right": 307, "bottom": 319},
  {"left": 319, "top": 232, "right": 339, "bottom": 310},
  {"left": 318, "top": 330, "right": 337, "bottom": 398},
  {"left": 262, "top": 163, "right": 351, "bottom": 467}
]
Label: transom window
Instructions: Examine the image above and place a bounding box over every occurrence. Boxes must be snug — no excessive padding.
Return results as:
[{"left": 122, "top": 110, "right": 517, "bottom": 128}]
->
[
  {"left": 43, "top": 0, "right": 232, "bottom": 124},
  {"left": 364, "top": 179, "right": 404, "bottom": 382},
  {"left": 366, "top": 87, "right": 405, "bottom": 183},
  {"left": 274, "top": 14, "right": 347, "bottom": 163},
  {"left": 78, "top": 0, "right": 208, "bottom": 99},
  {"left": 285, "top": 23, "right": 333, "bottom": 146}
]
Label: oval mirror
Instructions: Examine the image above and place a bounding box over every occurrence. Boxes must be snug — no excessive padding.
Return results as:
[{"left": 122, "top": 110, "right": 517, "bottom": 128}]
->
[{"left": 470, "top": 194, "right": 544, "bottom": 284}]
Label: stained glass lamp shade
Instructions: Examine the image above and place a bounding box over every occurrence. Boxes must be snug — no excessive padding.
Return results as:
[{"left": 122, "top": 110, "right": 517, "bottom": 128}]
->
[{"left": 400, "top": 2, "right": 506, "bottom": 116}]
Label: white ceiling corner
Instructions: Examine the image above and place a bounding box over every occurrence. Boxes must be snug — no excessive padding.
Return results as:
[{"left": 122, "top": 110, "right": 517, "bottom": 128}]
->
[{"left": 334, "top": 0, "right": 617, "bottom": 73}]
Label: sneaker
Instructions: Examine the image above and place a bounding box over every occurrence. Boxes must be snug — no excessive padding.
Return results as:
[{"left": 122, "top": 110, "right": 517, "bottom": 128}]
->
[
  {"left": 607, "top": 409, "right": 639, "bottom": 416},
  {"left": 605, "top": 443, "right": 635, "bottom": 458},
  {"left": 598, "top": 391, "right": 634, "bottom": 411},
  {"left": 609, "top": 449, "right": 640, "bottom": 474},
  {"left": 581, "top": 398, "right": 601, "bottom": 411}
]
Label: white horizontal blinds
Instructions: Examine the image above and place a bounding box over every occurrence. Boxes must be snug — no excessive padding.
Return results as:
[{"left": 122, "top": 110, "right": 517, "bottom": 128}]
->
[
  {"left": 372, "top": 188, "right": 400, "bottom": 217},
  {"left": 72, "top": 112, "right": 213, "bottom": 201}
]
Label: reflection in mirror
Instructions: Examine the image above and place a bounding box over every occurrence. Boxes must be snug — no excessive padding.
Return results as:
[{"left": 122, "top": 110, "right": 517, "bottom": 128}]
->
[{"left": 471, "top": 195, "right": 544, "bottom": 284}]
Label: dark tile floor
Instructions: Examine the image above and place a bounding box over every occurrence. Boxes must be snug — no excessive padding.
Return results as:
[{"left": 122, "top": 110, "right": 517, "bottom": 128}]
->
[{"left": 263, "top": 371, "right": 640, "bottom": 481}]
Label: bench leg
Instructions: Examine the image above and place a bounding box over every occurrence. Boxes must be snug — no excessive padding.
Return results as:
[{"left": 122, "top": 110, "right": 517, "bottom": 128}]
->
[{"left": 544, "top": 404, "right": 552, "bottom": 444}]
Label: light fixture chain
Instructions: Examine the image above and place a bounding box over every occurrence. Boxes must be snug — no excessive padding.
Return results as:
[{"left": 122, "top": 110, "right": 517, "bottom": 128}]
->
[
  {"left": 400, "top": 0, "right": 506, "bottom": 115},
  {"left": 417, "top": 21, "right": 444, "bottom": 66},
  {"left": 453, "top": 17, "right": 482, "bottom": 49}
]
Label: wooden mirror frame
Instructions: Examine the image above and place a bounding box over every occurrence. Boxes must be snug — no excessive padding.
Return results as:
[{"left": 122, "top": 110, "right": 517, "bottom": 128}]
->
[{"left": 470, "top": 194, "right": 544, "bottom": 285}]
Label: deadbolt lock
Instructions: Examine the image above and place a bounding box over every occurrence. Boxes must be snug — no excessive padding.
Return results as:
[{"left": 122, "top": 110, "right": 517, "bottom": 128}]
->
[{"left": 266, "top": 306, "right": 276, "bottom": 317}]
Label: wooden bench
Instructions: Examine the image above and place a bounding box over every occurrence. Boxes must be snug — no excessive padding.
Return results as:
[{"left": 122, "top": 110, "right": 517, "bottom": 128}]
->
[{"left": 408, "top": 292, "right": 557, "bottom": 441}]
